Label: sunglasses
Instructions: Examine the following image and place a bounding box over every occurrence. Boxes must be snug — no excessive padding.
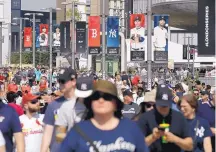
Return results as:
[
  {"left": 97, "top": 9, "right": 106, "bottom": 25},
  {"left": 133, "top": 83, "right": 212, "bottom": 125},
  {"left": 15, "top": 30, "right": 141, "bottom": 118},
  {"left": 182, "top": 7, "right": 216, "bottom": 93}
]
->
[
  {"left": 30, "top": 99, "right": 39, "bottom": 104},
  {"left": 145, "top": 103, "right": 155, "bottom": 108},
  {"left": 194, "top": 93, "right": 199, "bottom": 96},
  {"left": 91, "top": 91, "right": 115, "bottom": 101}
]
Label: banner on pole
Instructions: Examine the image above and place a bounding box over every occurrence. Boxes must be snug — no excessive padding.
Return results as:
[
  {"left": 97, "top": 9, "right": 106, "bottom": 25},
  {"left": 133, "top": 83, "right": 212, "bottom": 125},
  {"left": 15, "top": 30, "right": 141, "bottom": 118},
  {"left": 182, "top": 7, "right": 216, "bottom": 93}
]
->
[
  {"left": 153, "top": 15, "right": 169, "bottom": 61},
  {"left": 60, "top": 21, "right": 70, "bottom": 52},
  {"left": 130, "top": 14, "right": 145, "bottom": 61},
  {"left": 35, "top": 24, "right": 40, "bottom": 48},
  {"left": 107, "top": 16, "right": 119, "bottom": 54},
  {"left": 39, "top": 24, "right": 49, "bottom": 47},
  {"left": 76, "top": 22, "right": 86, "bottom": 53},
  {"left": 23, "top": 27, "right": 32, "bottom": 48},
  {"left": 53, "top": 25, "right": 60, "bottom": 48},
  {"left": 198, "top": 0, "right": 215, "bottom": 56},
  {"left": 88, "top": 16, "right": 100, "bottom": 54}
]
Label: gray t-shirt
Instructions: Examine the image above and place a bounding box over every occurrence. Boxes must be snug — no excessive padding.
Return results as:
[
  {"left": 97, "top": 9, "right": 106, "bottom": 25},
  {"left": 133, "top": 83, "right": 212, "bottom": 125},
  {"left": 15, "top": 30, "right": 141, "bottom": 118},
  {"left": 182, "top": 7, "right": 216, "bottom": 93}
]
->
[
  {"left": 121, "top": 102, "right": 140, "bottom": 120},
  {"left": 55, "top": 98, "right": 86, "bottom": 131}
]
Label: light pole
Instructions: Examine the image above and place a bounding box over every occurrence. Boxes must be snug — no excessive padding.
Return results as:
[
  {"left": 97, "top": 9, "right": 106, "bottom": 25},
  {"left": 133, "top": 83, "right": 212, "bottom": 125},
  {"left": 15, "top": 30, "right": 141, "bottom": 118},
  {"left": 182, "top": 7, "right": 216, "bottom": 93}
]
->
[
  {"left": 24, "top": 13, "right": 43, "bottom": 68},
  {"left": 13, "top": 17, "right": 29, "bottom": 70},
  {"left": 102, "top": 0, "right": 106, "bottom": 80},
  {"left": 147, "top": 0, "right": 152, "bottom": 90},
  {"left": 61, "top": 1, "right": 86, "bottom": 69}
]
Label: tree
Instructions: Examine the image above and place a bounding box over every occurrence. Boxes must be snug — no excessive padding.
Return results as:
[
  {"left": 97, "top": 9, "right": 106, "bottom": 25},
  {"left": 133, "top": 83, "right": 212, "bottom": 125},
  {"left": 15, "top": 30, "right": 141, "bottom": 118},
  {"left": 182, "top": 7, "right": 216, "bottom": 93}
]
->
[{"left": 66, "top": 8, "right": 82, "bottom": 21}]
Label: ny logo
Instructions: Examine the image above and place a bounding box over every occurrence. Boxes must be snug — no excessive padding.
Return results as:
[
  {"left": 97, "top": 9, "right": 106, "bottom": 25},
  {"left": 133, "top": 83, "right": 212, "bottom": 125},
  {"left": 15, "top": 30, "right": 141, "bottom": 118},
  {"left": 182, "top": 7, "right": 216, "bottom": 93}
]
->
[
  {"left": 81, "top": 83, "right": 87, "bottom": 91},
  {"left": 194, "top": 126, "right": 205, "bottom": 138},
  {"left": 109, "top": 29, "right": 117, "bottom": 38},
  {"left": 91, "top": 29, "right": 97, "bottom": 38}
]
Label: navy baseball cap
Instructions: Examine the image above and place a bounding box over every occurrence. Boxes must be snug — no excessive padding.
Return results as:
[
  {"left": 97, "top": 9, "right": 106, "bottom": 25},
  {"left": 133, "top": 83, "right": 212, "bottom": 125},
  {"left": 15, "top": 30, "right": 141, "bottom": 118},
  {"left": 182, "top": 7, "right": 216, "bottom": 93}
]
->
[
  {"left": 123, "top": 89, "right": 134, "bottom": 97},
  {"left": 134, "top": 16, "right": 141, "bottom": 21},
  {"left": 75, "top": 77, "right": 93, "bottom": 98},
  {"left": 155, "top": 84, "right": 172, "bottom": 107},
  {"left": 58, "top": 67, "right": 77, "bottom": 84},
  {"left": 159, "top": 16, "right": 166, "bottom": 21}
]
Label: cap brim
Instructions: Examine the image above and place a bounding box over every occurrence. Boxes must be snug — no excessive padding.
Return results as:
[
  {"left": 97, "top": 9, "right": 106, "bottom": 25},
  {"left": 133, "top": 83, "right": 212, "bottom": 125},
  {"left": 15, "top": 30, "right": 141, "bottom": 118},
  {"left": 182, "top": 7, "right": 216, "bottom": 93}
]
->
[
  {"left": 75, "top": 89, "right": 93, "bottom": 98},
  {"left": 156, "top": 100, "right": 171, "bottom": 107}
]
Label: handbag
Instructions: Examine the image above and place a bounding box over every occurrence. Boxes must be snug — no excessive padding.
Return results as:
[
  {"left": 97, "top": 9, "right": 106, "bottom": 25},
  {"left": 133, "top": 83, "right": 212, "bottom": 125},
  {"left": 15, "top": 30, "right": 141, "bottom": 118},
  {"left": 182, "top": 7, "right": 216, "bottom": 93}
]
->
[{"left": 73, "top": 124, "right": 99, "bottom": 152}]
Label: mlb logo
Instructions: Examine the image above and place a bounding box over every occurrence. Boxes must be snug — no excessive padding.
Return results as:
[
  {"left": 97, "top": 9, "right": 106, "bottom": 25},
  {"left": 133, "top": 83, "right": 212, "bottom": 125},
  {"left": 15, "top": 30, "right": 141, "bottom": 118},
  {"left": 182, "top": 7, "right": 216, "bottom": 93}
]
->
[
  {"left": 162, "top": 94, "right": 168, "bottom": 100},
  {"left": 81, "top": 83, "right": 87, "bottom": 91}
]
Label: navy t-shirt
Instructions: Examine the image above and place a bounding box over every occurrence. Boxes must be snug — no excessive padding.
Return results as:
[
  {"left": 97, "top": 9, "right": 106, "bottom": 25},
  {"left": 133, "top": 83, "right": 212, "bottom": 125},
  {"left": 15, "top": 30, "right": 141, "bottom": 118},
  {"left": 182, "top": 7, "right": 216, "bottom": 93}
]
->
[
  {"left": 186, "top": 116, "right": 212, "bottom": 152},
  {"left": 60, "top": 118, "right": 149, "bottom": 152},
  {"left": 0, "top": 102, "right": 22, "bottom": 152}
]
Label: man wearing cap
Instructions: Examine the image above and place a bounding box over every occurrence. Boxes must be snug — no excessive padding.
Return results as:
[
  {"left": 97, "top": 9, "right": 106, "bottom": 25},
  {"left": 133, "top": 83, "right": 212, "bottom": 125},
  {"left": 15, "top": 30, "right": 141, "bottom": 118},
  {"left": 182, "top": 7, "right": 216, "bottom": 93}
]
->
[
  {"left": 19, "top": 93, "right": 44, "bottom": 152},
  {"left": 130, "top": 15, "right": 145, "bottom": 51},
  {"left": 55, "top": 76, "right": 93, "bottom": 142},
  {"left": 153, "top": 16, "right": 168, "bottom": 51},
  {"left": 137, "top": 84, "right": 193, "bottom": 152},
  {"left": 41, "top": 67, "right": 77, "bottom": 152},
  {"left": 122, "top": 89, "right": 140, "bottom": 120}
]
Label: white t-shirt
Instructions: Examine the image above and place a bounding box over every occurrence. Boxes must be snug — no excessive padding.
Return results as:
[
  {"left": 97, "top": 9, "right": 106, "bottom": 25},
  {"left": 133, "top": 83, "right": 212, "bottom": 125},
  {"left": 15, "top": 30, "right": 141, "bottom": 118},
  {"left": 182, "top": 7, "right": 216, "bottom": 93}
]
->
[
  {"left": 154, "top": 26, "right": 168, "bottom": 49},
  {"left": 130, "top": 27, "right": 145, "bottom": 51},
  {"left": 0, "top": 131, "right": 5, "bottom": 147},
  {"left": 19, "top": 114, "right": 44, "bottom": 152}
]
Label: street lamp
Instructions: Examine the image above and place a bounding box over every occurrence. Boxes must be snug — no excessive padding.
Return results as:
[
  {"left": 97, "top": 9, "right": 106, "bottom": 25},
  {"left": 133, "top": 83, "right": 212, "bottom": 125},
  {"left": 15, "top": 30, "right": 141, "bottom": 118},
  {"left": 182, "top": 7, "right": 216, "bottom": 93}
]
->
[
  {"left": 24, "top": 13, "right": 43, "bottom": 68},
  {"left": 13, "top": 17, "right": 29, "bottom": 69},
  {"left": 40, "top": 7, "right": 61, "bottom": 89},
  {"left": 61, "top": 1, "right": 86, "bottom": 69}
]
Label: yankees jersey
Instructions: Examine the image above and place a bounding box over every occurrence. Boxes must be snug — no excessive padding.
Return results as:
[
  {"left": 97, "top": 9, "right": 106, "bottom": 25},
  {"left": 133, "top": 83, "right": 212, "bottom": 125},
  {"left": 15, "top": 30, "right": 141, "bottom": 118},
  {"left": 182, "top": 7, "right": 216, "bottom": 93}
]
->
[
  {"left": 154, "top": 26, "right": 168, "bottom": 48},
  {"left": 130, "top": 27, "right": 145, "bottom": 51},
  {"left": 187, "top": 116, "right": 212, "bottom": 152}
]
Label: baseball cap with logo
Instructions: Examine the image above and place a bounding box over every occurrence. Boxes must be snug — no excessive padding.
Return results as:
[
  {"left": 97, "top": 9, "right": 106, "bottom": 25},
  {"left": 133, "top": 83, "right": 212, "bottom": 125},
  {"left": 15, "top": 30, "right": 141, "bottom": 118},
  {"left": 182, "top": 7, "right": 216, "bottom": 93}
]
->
[
  {"left": 75, "top": 77, "right": 93, "bottom": 98},
  {"left": 159, "top": 16, "right": 166, "bottom": 21},
  {"left": 155, "top": 84, "right": 172, "bottom": 107},
  {"left": 58, "top": 67, "right": 77, "bottom": 84},
  {"left": 22, "top": 93, "right": 40, "bottom": 105},
  {"left": 123, "top": 89, "right": 134, "bottom": 97},
  {"left": 134, "top": 16, "right": 141, "bottom": 21}
]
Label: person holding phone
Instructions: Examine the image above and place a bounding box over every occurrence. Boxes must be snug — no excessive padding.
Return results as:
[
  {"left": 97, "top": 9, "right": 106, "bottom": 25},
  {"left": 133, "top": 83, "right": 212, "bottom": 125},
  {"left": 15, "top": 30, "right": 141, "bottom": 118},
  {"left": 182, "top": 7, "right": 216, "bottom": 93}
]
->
[{"left": 137, "top": 84, "right": 193, "bottom": 152}]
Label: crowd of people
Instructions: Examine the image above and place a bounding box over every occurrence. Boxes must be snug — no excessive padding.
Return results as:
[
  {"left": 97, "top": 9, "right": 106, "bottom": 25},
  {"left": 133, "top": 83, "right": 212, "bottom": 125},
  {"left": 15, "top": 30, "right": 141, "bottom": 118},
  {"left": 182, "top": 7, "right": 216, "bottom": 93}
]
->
[{"left": 0, "top": 66, "right": 215, "bottom": 152}]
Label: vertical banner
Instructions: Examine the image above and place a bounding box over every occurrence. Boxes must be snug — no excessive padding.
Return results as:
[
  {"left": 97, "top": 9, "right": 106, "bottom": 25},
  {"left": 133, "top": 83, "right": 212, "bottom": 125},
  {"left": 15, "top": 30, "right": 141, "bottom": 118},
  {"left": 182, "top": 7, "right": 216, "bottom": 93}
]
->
[
  {"left": 183, "top": 45, "right": 188, "bottom": 59},
  {"left": 88, "top": 16, "right": 100, "bottom": 54},
  {"left": 53, "top": 25, "right": 61, "bottom": 50},
  {"left": 60, "top": 21, "right": 70, "bottom": 52},
  {"left": 107, "top": 16, "right": 119, "bottom": 54},
  {"left": 153, "top": 15, "right": 169, "bottom": 61},
  {"left": 35, "top": 24, "right": 40, "bottom": 48},
  {"left": 198, "top": 0, "right": 215, "bottom": 56},
  {"left": 76, "top": 22, "right": 86, "bottom": 53},
  {"left": 130, "top": 14, "right": 145, "bottom": 61},
  {"left": 23, "top": 27, "right": 32, "bottom": 48},
  {"left": 39, "top": 24, "right": 49, "bottom": 51}
]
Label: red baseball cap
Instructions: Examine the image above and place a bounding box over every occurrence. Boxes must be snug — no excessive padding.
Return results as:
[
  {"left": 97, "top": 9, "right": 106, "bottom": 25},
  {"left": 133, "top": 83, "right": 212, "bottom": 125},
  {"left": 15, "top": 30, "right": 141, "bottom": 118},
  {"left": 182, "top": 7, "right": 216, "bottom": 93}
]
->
[
  {"left": 22, "top": 93, "right": 39, "bottom": 105},
  {"left": 21, "top": 85, "right": 31, "bottom": 94}
]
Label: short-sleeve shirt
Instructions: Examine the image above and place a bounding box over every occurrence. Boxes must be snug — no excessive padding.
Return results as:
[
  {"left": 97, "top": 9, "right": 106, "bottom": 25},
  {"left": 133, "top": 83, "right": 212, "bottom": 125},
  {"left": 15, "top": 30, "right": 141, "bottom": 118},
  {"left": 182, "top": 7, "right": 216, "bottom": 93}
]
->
[
  {"left": 55, "top": 97, "right": 86, "bottom": 131},
  {"left": 43, "top": 96, "right": 66, "bottom": 152},
  {"left": 60, "top": 118, "right": 149, "bottom": 152},
  {"left": 121, "top": 102, "right": 140, "bottom": 120},
  {"left": 0, "top": 102, "right": 22, "bottom": 152},
  {"left": 186, "top": 116, "right": 212, "bottom": 152},
  {"left": 137, "top": 108, "right": 191, "bottom": 152}
]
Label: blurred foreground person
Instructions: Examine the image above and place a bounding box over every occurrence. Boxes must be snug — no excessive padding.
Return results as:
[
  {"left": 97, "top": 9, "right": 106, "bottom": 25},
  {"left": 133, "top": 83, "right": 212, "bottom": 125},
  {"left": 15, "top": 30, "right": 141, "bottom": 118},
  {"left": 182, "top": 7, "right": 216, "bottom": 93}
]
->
[
  {"left": 137, "top": 84, "right": 193, "bottom": 152},
  {"left": 61, "top": 80, "right": 148, "bottom": 152},
  {"left": 179, "top": 94, "right": 212, "bottom": 152},
  {"left": 19, "top": 93, "right": 44, "bottom": 152}
]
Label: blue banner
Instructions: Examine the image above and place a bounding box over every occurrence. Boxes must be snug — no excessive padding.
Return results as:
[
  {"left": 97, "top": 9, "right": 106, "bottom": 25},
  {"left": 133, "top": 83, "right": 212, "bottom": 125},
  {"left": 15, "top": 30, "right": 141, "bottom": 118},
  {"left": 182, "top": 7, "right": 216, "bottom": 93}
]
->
[
  {"left": 35, "top": 24, "right": 40, "bottom": 48},
  {"left": 107, "top": 17, "right": 119, "bottom": 48}
]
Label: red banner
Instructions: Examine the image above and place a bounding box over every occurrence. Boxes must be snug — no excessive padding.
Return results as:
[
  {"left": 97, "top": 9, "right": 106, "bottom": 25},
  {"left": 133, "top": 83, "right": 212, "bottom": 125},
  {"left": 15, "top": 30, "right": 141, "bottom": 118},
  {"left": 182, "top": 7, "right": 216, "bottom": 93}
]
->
[
  {"left": 130, "top": 14, "right": 145, "bottom": 29},
  {"left": 39, "top": 24, "right": 49, "bottom": 47},
  {"left": 24, "top": 27, "right": 32, "bottom": 48},
  {"left": 88, "top": 16, "right": 100, "bottom": 47}
]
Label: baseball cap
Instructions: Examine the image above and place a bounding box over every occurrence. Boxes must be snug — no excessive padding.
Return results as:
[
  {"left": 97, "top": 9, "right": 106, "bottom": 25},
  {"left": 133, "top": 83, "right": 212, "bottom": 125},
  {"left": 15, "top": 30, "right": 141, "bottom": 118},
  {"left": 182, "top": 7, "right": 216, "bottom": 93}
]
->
[
  {"left": 75, "top": 77, "right": 93, "bottom": 98},
  {"left": 159, "top": 16, "right": 166, "bottom": 21},
  {"left": 22, "top": 93, "right": 40, "bottom": 105},
  {"left": 201, "top": 90, "right": 210, "bottom": 96},
  {"left": 155, "top": 84, "right": 172, "bottom": 107},
  {"left": 134, "top": 16, "right": 141, "bottom": 21},
  {"left": 123, "top": 89, "right": 134, "bottom": 97},
  {"left": 58, "top": 67, "right": 77, "bottom": 84}
]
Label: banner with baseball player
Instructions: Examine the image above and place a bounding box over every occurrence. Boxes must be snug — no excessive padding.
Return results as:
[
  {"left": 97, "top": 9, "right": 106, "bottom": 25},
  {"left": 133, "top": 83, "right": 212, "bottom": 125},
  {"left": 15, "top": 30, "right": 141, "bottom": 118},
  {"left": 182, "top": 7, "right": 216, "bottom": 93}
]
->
[
  {"left": 130, "top": 14, "right": 145, "bottom": 61},
  {"left": 107, "top": 16, "right": 119, "bottom": 54},
  {"left": 153, "top": 15, "right": 169, "bottom": 61},
  {"left": 53, "top": 25, "right": 60, "bottom": 48},
  {"left": 39, "top": 24, "right": 49, "bottom": 51},
  {"left": 23, "top": 27, "right": 32, "bottom": 48},
  {"left": 88, "top": 16, "right": 100, "bottom": 54}
]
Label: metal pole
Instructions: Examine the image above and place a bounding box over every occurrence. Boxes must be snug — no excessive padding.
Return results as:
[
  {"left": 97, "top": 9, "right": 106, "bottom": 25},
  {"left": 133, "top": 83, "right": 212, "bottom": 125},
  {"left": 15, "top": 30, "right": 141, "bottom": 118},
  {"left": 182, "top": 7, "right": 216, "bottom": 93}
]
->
[
  {"left": 147, "top": 0, "right": 152, "bottom": 90},
  {"left": 71, "top": 1, "right": 75, "bottom": 69},
  {"left": 192, "top": 51, "right": 195, "bottom": 76},
  {"left": 102, "top": 0, "right": 106, "bottom": 80},
  {"left": 8, "top": 24, "right": 11, "bottom": 66},
  {"left": 0, "top": 22, "right": 2, "bottom": 67},
  {"left": 49, "top": 9, "right": 53, "bottom": 89},
  {"left": 19, "top": 19, "right": 22, "bottom": 70},
  {"left": 187, "top": 38, "right": 190, "bottom": 69},
  {"left": 33, "top": 13, "right": 36, "bottom": 68}
]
